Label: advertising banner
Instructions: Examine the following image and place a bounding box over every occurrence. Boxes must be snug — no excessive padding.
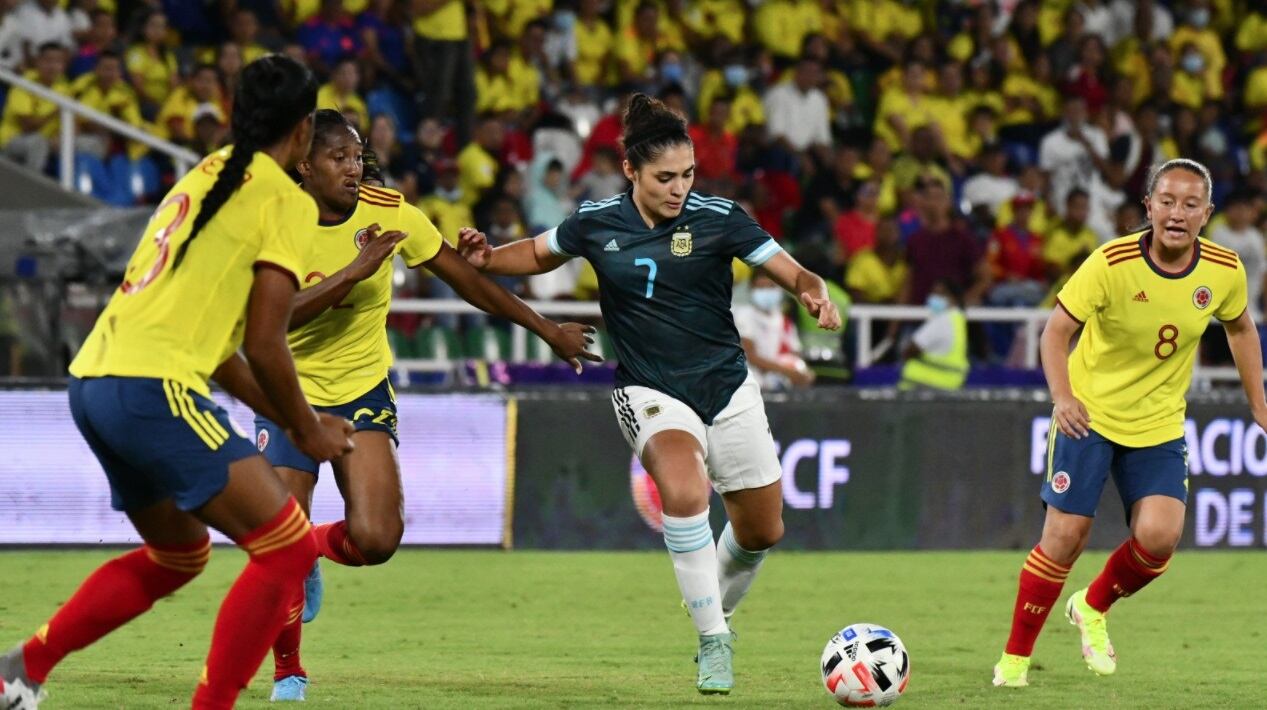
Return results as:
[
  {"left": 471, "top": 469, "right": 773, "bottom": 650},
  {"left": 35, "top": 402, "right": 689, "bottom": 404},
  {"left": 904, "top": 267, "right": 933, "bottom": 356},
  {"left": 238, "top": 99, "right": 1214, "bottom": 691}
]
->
[
  {"left": 513, "top": 391, "right": 1267, "bottom": 550},
  {"left": 0, "top": 390, "right": 508, "bottom": 545}
]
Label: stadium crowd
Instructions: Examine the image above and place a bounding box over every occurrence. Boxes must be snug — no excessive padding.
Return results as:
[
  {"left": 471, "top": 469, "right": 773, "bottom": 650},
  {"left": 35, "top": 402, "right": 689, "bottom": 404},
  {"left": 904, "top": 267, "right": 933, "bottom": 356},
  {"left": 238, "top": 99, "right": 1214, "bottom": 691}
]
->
[{"left": 2, "top": 0, "right": 1267, "bottom": 368}]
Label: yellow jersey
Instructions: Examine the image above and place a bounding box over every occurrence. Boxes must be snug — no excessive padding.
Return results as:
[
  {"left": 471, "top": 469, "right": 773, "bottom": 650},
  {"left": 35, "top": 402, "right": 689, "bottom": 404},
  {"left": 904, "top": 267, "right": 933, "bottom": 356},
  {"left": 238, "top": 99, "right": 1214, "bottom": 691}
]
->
[
  {"left": 70, "top": 148, "right": 316, "bottom": 397},
  {"left": 1057, "top": 233, "right": 1248, "bottom": 447},
  {"left": 0, "top": 72, "right": 69, "bottom": 144},
  {"left": 288, "top": 185, "right": 443, "bottom": 405},
  {"left": 413, "top": 0, "right": 466, "bottom": 40}
]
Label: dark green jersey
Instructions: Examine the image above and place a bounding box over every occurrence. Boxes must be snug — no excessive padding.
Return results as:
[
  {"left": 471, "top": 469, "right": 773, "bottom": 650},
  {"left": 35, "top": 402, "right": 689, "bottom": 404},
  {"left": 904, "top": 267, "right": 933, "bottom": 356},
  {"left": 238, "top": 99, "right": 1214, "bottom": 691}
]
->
[{"left": 548, "top": 190, "right": 783, "bottom": 423}]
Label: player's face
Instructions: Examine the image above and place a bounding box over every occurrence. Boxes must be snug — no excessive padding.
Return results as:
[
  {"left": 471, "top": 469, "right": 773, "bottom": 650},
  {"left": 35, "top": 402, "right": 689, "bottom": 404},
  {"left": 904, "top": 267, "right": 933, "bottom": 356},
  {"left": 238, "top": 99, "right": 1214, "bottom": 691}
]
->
[
  {"left": 1145, "top": 170, "right": 1212, "bottom": 251},
  {"left": 300, "top": 126, "right": 364, "bottom": 213},
  {"left": 627, "top": 142, "right": 695, "bottom": 223}
]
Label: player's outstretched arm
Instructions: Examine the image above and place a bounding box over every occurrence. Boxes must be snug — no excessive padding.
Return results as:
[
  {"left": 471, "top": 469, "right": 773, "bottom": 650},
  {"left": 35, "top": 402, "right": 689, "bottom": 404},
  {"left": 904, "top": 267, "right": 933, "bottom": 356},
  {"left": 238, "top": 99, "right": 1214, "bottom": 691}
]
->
[
  {"left": 1222, "top": 309, "right": 1267, "bottom": 430},
  {"left": 1041, "top": 306, "right": 1091, "bottom": 439},
  {"left": 760, "top": 251, "right": 842, "bottom": 330},
  {"left": 424, "top": 241, "right": 602, "bottom": 373},
  {"left": 457, "top": 228, "right": 570, "bottom": 276},
  {"left": 244, "top": 265, "right": 355, "bottom": 461},
  {"left": 289, "top": 223, "right": 407, "bottom": 329}
]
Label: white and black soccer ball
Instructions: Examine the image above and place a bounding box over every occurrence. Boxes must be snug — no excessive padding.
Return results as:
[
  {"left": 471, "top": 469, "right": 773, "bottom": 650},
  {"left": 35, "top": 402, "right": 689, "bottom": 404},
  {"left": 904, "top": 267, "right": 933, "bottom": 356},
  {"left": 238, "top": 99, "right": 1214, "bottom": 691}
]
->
[{"left": 820, "top": 623, "right": 910, "bottom": 707}]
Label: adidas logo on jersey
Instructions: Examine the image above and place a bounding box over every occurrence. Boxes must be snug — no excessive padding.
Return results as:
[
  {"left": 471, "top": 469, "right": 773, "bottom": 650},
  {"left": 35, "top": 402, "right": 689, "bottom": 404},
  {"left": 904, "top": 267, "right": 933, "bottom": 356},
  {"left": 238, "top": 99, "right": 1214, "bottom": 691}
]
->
[
  {"left": 604, "top": 239, "right": 620, "bottom": 252},
  {"left": 1133, "top": 291, "right": 1149, "bottom": 303}
]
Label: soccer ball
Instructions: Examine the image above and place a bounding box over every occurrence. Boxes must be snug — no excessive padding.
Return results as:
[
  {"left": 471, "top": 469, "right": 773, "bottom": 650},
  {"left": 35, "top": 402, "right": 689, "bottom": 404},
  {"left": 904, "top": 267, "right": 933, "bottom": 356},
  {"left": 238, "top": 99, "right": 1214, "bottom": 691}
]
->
[{"left": 820, "top": 623, "right": 910, "bottom": 707}]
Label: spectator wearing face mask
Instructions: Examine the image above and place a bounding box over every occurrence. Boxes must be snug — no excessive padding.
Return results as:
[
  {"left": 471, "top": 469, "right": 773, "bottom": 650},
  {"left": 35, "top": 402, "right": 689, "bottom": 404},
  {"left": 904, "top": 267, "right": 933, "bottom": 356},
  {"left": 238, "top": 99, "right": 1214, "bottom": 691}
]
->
[
  {"left": 733, "top": 271, "right": 814, "bottom": 390},
  {"left": 417, "top": 159, "right": 474, "bottom": 248},
  {"left": 899, "top": 279, "right": 969, "bottom": 391},
  {"left": 1168, "top": 1, "right": 1224, "bottom": 92},
  {"left": 1170, "top": 42, "right": 1221, "bottom": 110},
  {"left": 695, "top": 49, "right": 765, "bottom": 135}
]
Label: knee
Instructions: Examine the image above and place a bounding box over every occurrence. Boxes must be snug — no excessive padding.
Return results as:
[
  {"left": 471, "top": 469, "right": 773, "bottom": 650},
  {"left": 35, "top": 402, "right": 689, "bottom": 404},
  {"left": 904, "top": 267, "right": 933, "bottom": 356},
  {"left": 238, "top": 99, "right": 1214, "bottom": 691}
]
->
[
  {"left": 350, "top": 519, "right": 403, "bottom": 565},
  {"left": 734, "top": 518, "right": 784, "bottom": 552},
  {"left": 1039, "top": 524, "right": 1090, "bottom": 567},
  {"left": 1132, "top": 523, "right": 1180, "bottom": 559}
]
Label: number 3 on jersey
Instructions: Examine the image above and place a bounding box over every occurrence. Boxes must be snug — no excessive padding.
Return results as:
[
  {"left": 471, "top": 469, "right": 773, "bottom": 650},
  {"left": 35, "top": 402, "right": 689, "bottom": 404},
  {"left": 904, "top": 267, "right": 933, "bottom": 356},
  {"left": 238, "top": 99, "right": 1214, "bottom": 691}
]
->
[
  {"left": 1155, "top": 323, "right": 1179, "bottom": 359},
  {"left": 634, "top": 258, "right": 657, "bottom": 298}
]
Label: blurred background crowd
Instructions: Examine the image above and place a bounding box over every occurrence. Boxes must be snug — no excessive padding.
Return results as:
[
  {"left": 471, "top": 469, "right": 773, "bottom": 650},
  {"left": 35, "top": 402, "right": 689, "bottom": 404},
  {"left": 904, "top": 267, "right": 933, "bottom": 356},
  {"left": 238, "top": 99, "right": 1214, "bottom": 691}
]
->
[{"left": 2, "top": 0, "right": 1266, "bottom": 379}]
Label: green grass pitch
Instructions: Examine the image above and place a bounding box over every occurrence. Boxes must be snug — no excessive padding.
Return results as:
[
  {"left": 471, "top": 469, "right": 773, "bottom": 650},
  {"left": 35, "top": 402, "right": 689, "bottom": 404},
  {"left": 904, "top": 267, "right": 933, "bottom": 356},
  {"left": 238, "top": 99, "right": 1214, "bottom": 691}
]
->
[{"left": 0, "top": 550, "right": 1263, "bottom": 708}]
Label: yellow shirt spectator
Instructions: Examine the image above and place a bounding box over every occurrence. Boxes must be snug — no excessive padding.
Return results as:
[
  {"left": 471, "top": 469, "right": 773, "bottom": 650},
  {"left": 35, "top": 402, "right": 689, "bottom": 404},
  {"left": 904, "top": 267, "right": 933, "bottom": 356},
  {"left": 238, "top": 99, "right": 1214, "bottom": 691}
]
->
[
  {"left": 616, "top": 24, "right": 673, "bottom": 82},
  {"left": 697, "top": 71, "right": 767, "bottom": 135},
  {"left": 930, "top": 94, "right": 975, "bottom": 158},
  {"left": 317, "top": 83, "right": 368, "bottom": 130},
  {"left": 156, "top": 87, "right": 220, "bottom": 142},
  {"left": 1001, "top": 73, "right": 1059, "bottom": 125},
  {"left": 0, "top": 72, "right": 69, "bottom": 145},
  {"left": 1243, "top": 66, "right": 1267, "bottom": 129},
  {"left": 846, "top": 249, "right": 907, "bottom": 303},
  {"left": 125, "top": 44, "right": 178, "bottom": 107},
  {"left": 1170, "top": 26, "right": 1225, "bottom": 88},
  {"left": 573, "top": 15, "right": 613, "bottom": 86},
  {"left": 484, "top": 0, "right": 551, "bottom": 38},
  {"left": 755, "top": 0, "right": 820, "bottom": 60},
  {"left": 874, "top": 88, "right": 939, "bottom": 151},
  {"left": 616, "top": 0, "right": 687, "bottom": 51},
  {"left": 457, "top": 142, "right": 499, "bottom": 207},
  {"left": 72, "top": 72, "right": 143, "bottom": 132},
  {"left": 848, "top": 0, "right": 923, "bottom": 44},
  {"left": 417, "top": 194, "right": 475, "bottom": 246},
  {"left": 1171, "top": 68, "right": 1221, "bottom": 110},
  {"left": 414, "top": 0, "right": 466, "bottom": 41},
  {"left": 509, "top": 51, "right": 540, "bottom": 109},
  {"left": 680, "top": 0, "right": 746, "bottom": 44},
  {"left": 1043, "top": 221, "right": 1099, "bottom": 270},
  {"left": 1236, "top": 13, "right": 1267, "bottom": 52}
]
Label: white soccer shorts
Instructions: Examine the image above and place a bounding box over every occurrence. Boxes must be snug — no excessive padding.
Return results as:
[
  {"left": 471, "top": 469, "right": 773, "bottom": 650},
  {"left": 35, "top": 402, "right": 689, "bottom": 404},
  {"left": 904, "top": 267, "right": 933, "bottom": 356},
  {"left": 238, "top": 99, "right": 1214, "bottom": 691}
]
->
[{"left": 610, "top": 374, "right": 782, "bottom": 494}]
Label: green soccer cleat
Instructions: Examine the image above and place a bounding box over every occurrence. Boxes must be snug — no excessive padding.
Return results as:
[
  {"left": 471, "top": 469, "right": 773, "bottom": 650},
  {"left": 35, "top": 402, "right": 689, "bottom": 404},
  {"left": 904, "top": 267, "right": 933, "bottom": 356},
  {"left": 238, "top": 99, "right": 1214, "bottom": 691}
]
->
[
  {"left": 695, "top": 632, "right": 734, "bottom": 695},
  {"left": 1066, "top": 588, "right": 1116, "bottom": 676},
  {"left": 991, "top": 652, "right": 1030, "bottom": 687}
]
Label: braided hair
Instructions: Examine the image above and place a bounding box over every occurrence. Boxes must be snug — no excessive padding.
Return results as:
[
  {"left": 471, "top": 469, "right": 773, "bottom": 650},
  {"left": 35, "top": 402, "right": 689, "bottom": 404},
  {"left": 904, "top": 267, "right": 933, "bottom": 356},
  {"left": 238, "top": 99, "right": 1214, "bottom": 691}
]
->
[
  {"left": 174, "top": 54, "right": 317, "bottom": 269},
  {"left": 619, "top": 93, "right": 691, "bottom": 170}
]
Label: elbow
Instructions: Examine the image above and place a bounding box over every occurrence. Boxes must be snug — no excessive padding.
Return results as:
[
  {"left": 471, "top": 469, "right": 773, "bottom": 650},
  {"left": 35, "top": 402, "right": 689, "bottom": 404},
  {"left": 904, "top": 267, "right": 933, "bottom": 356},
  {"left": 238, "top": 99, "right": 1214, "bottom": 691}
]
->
[{"left": 242, "top": 335, "right": 283, "bottom": 370}]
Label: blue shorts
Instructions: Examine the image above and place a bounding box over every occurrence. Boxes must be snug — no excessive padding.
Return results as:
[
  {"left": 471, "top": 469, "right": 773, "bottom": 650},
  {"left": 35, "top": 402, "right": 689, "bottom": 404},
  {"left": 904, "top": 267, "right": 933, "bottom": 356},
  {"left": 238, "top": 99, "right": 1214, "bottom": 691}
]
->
[
  {"left": 69, "top": 376, "right": 258, "bottom": 513},
  {"left": 254, "top": 378, "right": 398, "bottom": 476},
  {"left": 1040, "top": 427, "right": 1189, "bottom": 520}
]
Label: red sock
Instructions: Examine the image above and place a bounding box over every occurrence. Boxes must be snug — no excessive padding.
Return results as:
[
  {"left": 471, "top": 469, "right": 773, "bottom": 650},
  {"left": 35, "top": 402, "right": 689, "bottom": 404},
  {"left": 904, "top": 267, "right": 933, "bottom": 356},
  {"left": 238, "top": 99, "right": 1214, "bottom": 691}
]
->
[
  {"left": 1004, "top": 545, "right": 1071, "bottom": 657},
  {"left": 1085, "top": 537, "right": 1170, "bottom": 613},
  {"left": 21, "top": 537, "right": 210, "bottom": 683},
  {"left": 192, "top": 498, "right": 316, "bottom": 710},
  {"left": 272, "top": 589, "right": 306, "bottom": 681},
  {"left": 313, "top": 521, "right": 368, "bottom": 566}
]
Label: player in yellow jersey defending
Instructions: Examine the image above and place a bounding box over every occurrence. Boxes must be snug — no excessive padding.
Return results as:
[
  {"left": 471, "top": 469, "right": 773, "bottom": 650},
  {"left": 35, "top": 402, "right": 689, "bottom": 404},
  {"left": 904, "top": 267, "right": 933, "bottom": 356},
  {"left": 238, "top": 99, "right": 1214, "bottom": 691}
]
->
[
  {"left": 256, "top": 109, "right": 598, "bottom": 702},
  {"left": 0, "top": 56, "right": 356, "bottom": 710},
  {"left": 993, "top": 159, "right": 1267, "bottom": 688}
]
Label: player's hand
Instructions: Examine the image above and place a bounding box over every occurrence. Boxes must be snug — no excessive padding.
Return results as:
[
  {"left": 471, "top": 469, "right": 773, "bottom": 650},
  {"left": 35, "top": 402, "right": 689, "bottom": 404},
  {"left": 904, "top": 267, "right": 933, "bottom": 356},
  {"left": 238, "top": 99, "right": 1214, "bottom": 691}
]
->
[
  {"left": 346, "top": 223, "right": 408, "bottom": 282},
  {"left": 457, "top": 227, "right": 493, "bottom": 270},
  {"left": 548, "top": 322, "right": 604, "bottom": 374},
  {"left": 801, "top": 292, "right": 842, "bottom": 331},
  {"left": 1052, "top": 394, "right": 1091, "bottom": 440},
  {"left": 293, "top": 412, "right": 355, "bottom": 462}
]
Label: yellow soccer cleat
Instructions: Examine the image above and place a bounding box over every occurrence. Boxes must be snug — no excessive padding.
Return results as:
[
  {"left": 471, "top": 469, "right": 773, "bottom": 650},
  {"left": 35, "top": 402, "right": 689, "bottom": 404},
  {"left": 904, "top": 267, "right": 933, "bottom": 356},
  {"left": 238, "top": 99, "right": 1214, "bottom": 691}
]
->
[
  {"left": 1066, "top": 588, "right": 1117, "bottom": 675},
  {"left": 992, "top": 652, "right": 1030, "bottom": 687}
]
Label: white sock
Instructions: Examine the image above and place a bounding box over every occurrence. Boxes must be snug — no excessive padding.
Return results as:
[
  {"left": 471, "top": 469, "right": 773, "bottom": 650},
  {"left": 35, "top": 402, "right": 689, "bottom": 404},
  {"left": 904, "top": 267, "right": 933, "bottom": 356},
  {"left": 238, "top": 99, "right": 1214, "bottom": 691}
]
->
[
  {"left": 717, "top": 522, "right": 768, "bottom": 619},
  {"left": 662, "top": 509, "right": 728, "bottom": 636}
]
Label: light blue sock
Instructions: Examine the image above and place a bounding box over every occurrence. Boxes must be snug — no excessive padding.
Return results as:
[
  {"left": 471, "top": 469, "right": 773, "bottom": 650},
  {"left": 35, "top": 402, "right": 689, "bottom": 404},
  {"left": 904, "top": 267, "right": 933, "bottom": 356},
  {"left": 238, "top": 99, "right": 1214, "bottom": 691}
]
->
[
  {"left": 663, "top": 509, "right": 727, "bottom": 636},
  {"left": 717, "top": 522, "right": 768, "bottom": 619}
]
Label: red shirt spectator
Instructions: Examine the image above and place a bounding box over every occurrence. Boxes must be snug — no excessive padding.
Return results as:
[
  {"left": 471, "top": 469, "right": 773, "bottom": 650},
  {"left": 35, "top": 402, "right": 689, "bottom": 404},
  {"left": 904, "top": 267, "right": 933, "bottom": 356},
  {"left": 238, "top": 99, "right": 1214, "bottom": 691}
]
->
[
  {"left": 689, "top": 95, "right": 738, "bottom": 182},
  {"left": 833, "top": 180, "right": 880, "bottom": 259},
  {"left": 987, "top": 193, "right": 1047, "bottom": 281},
  {"left": 905, "top": 181, "right": 982, "bottom": 304}
]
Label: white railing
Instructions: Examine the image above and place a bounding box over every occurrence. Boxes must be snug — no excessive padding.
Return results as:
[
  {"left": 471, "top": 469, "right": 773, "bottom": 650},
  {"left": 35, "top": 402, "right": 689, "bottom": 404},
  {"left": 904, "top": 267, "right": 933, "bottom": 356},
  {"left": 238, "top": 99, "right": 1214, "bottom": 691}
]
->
[
  {"left": 0, "top": 67, "right": 200, "bottom": 192},
  {"left": 387, "top": 300, "right": 1256, "bottom": 387}
]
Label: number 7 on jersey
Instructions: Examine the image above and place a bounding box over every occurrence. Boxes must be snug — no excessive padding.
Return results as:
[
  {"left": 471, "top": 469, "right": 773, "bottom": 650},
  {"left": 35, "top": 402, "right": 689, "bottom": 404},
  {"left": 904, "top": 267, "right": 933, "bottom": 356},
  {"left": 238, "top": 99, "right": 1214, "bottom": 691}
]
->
[{"left": 634, "top": 258, "right": 657, "bottom": 299}]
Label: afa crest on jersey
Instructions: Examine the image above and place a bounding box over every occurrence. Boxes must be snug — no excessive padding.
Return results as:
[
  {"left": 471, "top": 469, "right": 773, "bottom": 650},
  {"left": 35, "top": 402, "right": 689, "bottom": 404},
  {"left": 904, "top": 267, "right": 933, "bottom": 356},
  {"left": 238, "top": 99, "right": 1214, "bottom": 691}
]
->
[
  {"left": 353, "top": 227, "right": 372, "bottom": 250},
  {"left": 671, "top": 230, "right": 692, "bottom": 257},
  {"left": 1193, "top": 285, "right": 1212, "bottom": 310}
]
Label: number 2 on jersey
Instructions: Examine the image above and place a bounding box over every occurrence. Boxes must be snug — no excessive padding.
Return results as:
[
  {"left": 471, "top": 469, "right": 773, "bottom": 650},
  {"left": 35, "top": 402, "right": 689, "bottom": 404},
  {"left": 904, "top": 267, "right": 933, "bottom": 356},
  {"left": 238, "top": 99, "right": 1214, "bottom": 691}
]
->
[
  {"left": 1155, "top": 324, "right": 1179, "bottom": 359},
  {"left": 634, "top": 258, "right": 657, "bottom": 298}
]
